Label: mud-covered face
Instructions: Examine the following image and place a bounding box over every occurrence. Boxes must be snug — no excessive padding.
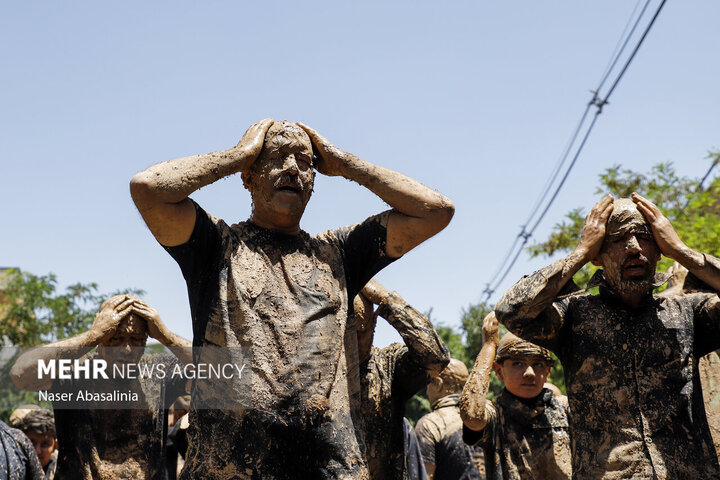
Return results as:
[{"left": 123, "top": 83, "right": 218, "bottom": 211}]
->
[
  {"left": 494, "top": 357, "right": 550, "bottom": 399},
  {"left": 599, "top": 200, "right": 660, "bottom": 296},
  {"left": 246, "top": 122, "right": 315, "bottom": 226},
  {"left": 98, "top": 314, "right": 148, "bottom": 364}
]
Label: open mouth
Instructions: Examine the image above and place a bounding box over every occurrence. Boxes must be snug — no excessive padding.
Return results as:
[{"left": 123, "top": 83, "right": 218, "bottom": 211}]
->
[
  {"left": 623, "top": 258, "right": 647, "bottom": 277},
  {"left": 277, "top": 184, "right": 302, "bottom": 194}
]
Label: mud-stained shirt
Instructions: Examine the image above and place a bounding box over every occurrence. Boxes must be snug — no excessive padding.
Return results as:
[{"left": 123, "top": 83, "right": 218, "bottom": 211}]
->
[
  {"left": 0, "top": 421, "right": 44, "bottom": 480},
  {"left": 415, "top": 394, "right": 485, "bottom": 480},
  {"left": 496, "top": 262, "right": 720, "bottom": 480},
  {"left": 166, "top": 202, "right": 396, "bottom": 480},
  {"left": 52, "top": 354, "right": 186, "bottom": 480},
  {"left": 463, "top": 389, "right": 570, "bottom": 480},
  {"left": 359, "top": 293, "right": 449, "bottom": 480}
]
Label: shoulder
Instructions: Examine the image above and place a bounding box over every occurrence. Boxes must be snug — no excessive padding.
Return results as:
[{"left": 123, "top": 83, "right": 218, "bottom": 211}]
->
[
  {"left": 322, "top": 212, "right": 391, "bottom": 244},
  {"left": 415, "top": 410, "right": 444, "bottom": 440}
]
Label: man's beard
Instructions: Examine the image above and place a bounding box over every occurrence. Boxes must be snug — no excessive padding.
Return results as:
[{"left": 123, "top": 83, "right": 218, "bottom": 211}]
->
[{"left": 604, "top": 256, "right": 655, "bottom": 296}]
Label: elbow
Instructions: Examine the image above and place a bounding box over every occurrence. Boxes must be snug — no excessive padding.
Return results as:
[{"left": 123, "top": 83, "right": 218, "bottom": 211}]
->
[
  {"left": 494, "top": 294, "right": 514, "bottom": 324},
  {"left": 459, "top": 404, "right": 486, "bottom": 432},
  {"left": 432, "top": 197, "right": 455, "bottom": 229},
  {"left": 130, "top": 170, "right": 161, "bottom": 207}
]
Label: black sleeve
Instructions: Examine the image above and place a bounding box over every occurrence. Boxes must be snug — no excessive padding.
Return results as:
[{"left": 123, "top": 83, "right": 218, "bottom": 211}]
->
[
  {"left": 333, "top": 211, "right": 398, "bottom": 301},
  {"left": 163, "top": 201, "right": 224, "bottom": 344},
  {"left": 163, "top": 200, "right": 223, "bottom": 286}
]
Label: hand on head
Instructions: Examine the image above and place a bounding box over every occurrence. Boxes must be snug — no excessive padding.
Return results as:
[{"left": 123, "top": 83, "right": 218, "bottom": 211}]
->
[
  {"left": 631, "top": 192, "right": 685, "bottom": 259},
  {"left": 576, "top": 193, "right": 614, "bottom": 263},
  {"left": 236, "top": 118, "right": 274, "bottom": 171},
  {"left": 92, "top": 295, "right": 135, "bottom": 344},
  {"left": 296, "top": 122, "right": 349, "bottom": 177}
]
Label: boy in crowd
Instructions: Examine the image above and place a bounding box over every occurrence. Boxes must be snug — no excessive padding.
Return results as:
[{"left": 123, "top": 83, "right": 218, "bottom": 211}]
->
[
  {"left": 13, "top": 408, "right": 58, "bottom": 480},
  {"left": 460, "top": 313, "right": 571, "bottom": 480}
]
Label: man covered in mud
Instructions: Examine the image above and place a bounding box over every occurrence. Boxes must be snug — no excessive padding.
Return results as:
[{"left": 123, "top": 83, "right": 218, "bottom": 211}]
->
[
  {"left": 130, "top": 119, "right": 454, "bottom": 479},
  {"left": 416, "top": 358, "right": 485, "bottom": 480},
  {"left": 460, "top": 313, "right": 570, "bottom": 480},
  {"left": 11, "top": 295, "right": 190, "bottom": 480},
  {"left": 495, "top": 193, "right": 720, "bottom": 479},
  {"left": 354, "top": 278, "right": 449, "bottom": 479}
]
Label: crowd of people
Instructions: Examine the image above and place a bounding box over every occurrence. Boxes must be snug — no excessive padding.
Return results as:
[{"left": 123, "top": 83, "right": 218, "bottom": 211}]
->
[{"left": 3, "top": 120, "right": 720, "bottom": 479}]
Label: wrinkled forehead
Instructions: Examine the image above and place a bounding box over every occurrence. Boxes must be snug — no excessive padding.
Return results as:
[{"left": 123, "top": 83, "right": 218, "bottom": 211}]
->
[
  {"left": 606, "top": 198, "right": 650, "bottom": 239},
  {"left": 117, "top": 313, "right": 148, "bottom": 336},
  {"left": 263, "top": 121, "right": 312, "bottom": 154}
]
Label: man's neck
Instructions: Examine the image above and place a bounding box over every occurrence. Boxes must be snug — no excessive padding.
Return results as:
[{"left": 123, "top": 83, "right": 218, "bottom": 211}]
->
[{"left": 249, "top": 213, "right": 301, "bottom": 235}]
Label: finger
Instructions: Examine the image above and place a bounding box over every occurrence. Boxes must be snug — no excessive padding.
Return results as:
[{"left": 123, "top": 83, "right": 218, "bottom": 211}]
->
[
  {"left": 113, "top": 305, "right": 133, "bottom": 321},
  {"left": 114, "top": 297, "right": 135, "bottom": 314},
  {"left": 599, "top": 201, "right": 614, "bottom": 221},
  {"left": 632, "top": 192, "right": 661, "bottom": 216},
  {"left": 103, "top": 295, "right": 127, "bottom": 311},
  {"left": 635, "top": 201, "right": 656, "bottom": 223},
  {"left": 296, "top": 122, "right": 324, "bottom": 146}
]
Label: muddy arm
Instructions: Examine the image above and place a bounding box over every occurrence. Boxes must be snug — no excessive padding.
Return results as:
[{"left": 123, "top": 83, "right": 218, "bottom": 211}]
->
[
  {"left": 363, "top": 279, "right": 449, "bottom": 377},
  {"left": 10, "top": 297, "right": 133, "bottom": 390},
  {"left": 459, "top": 313, "right": 498, "bottom": 431},
  {"left": 130, "top": 119, "right": 273, "bottom": 247},
  {"left": 298, "top": 123, "right": 454, "bottom": 258}
]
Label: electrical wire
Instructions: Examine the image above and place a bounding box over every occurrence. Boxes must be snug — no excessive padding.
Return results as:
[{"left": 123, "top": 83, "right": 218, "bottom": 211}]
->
[{"left": 482, "top": 0, "right": 668, "bottom": 303}]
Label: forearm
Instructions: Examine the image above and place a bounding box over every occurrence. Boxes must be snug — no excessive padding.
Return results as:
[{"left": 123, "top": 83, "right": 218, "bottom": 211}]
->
[
  {"left": 669, "top": 250, "right": 720, "bottom": 292},
  {"left": 10, "top": 330, "right": 102, "bottom": 390},
  {"left": 459, "top": 342, "right": 495, "bottom": 431},
  {"left": 155, "top": 329, "right": 193, "bottom": 365},
  {"left": 496, "top": 251, "right": 583, "bottom": 329},
  {"left": 339, "top": 156, "right": 453, "bottom": 224},
  {"left": 376, "top": 292, "right": 450, "bottom": 377},
  {"left": 131, "top": 146, "right": 251, "bottom": 205}
]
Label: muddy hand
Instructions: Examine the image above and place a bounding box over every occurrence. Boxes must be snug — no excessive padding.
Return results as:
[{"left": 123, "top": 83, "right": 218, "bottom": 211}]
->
[
  {"left": 92, "top": 295, "right": 134, "bottom": 344},
  {"left": 576, "top": 194, "right": 614, "bottom": 262},
  {"left": 632, "top": 192, "right": 687, "bottom": 259},
  {"left": 296, "top": 122, "right": 349, "bottom": 177},
  {"left": 236, "top": 118, "right": 274, "bottom": 171},
  {"left": 482, "top": 312, "right": 499, "bottom": 346},
  {"left": 131, "top": 299, "right": 168, "bottom": 342}
]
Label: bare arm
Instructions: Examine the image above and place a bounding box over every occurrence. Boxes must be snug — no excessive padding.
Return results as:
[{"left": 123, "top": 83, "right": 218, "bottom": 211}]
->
[
  {"left": 130, "top": 119, "right": 274, "bottom": 247},
  {"left": 495, "top": 194, "right": 614, "bottom": 347},
  {"left": 459, "top": 313, "right": 498, "bottom": 431},
  {"left": 633, "top": 192, "right": 720, "bottom": 291},
  {"left": 10, "top": 296, "right": 134, "bottom": 391},
  {"left": 362, "top": 279, "right": 450, "bottom": 377},
  {"left": 298, "top": 124, "right": 454, "bottom": 258}
]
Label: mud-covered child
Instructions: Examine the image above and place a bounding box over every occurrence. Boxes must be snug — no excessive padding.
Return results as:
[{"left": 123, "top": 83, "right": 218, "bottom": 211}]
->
[{"left": 459, "top": 313, "right": 571, "bottom": 480}]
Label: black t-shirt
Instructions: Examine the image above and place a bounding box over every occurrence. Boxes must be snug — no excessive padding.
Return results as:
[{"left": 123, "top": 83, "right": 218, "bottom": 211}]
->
[
  {"left": 165, "top": 202, "right": 396, "bottom": 480},
  {"left": 52, "top": 354, "right": 186, "bottom": 480}
]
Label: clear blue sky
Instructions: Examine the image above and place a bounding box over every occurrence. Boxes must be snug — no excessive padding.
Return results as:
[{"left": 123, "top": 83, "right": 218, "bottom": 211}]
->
[{"left": 2, "top": 1, "right": 718, "bottom": 346}]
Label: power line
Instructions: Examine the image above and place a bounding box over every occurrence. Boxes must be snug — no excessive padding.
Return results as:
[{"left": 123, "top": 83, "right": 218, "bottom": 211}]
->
[{"left": 482, "top": 0, "right": 668, "bottom": 303}]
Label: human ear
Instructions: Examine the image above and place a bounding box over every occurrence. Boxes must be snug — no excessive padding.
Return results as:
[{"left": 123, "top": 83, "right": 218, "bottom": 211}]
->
[{"left": 493, "top": 362, "right": 504, "bottom": 381}]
